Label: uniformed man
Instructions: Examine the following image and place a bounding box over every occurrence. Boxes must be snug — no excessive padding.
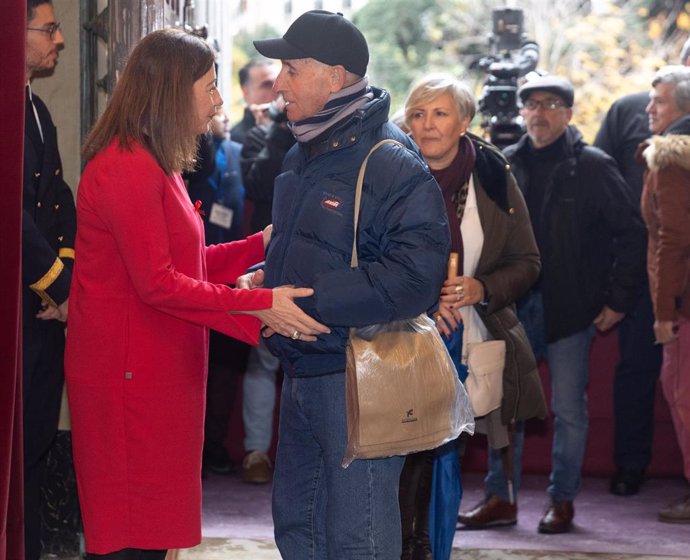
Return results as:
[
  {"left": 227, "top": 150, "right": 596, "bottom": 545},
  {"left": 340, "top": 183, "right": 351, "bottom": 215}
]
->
[{"left": 23, "top": 2, "right": 76, "bottom": 559}]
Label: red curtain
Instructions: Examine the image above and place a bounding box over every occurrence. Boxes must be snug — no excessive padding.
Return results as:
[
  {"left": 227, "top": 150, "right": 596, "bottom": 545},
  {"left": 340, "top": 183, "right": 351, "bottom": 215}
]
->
[
  {"left": 464, "top": 331, "right": 683, "bottom": 477},
  {"left": 0, "top": 2, "right": 26, "bottom": 560}
]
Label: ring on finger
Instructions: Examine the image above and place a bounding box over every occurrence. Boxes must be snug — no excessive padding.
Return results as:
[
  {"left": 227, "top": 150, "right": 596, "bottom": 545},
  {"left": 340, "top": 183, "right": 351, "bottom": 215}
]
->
[{"left": 291, "top": 330, "right": 301, "bottom": 340}]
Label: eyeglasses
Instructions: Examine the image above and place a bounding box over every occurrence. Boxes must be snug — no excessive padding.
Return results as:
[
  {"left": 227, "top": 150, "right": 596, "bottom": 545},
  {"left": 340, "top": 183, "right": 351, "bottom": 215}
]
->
[
  {"left": 27, "top": 22, "right": 61, "bottom": 40},
  {"left": 522, "top": 98, "right": 565, "bottom": 111}
]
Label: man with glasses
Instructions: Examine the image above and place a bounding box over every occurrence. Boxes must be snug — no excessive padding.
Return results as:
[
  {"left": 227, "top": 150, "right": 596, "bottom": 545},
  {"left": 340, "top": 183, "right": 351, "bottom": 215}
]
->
[
  {"left": 23, "top": 1, "right": 76, "bottom": 559},
  {"left": 458, "top": 75, "right": 646, "bottom": 534}
]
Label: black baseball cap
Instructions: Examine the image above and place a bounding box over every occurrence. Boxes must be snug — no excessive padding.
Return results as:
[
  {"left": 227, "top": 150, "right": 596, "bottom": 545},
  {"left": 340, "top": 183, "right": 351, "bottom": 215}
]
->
[
  {"left": 253, "top": 10, "right": 369, "bottom": 76},
  {"left": 518, "top": 75, "right": 575, "bottom": 108}
]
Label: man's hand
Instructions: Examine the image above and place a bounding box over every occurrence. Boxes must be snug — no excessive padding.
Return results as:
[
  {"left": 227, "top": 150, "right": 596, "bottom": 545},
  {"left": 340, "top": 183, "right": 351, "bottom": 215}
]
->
[
  {"left": 654, "top": 320, "right": 677, "bottom": 345},
  {"left": 237, "top": 269, "right": 265, "bottom": 290},
  {"left": 36, "top": 298, "right": 68, "bottom": 322},
  {"left": 593, "top": 305, "right": 624, "bottom": 332}
]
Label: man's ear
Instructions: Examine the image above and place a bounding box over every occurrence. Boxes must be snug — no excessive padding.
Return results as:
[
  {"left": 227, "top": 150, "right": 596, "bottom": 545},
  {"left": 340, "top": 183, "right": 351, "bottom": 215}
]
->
[
  {"left": 565, "top": 107, "right": 574, "bottom": 123},
  {"left": 329, "top": 65, "right": 348, "bottom": 93}
]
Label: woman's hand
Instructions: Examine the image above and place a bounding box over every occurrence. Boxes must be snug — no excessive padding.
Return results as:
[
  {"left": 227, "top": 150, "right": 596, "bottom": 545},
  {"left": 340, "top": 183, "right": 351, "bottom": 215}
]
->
[
  {"left": 654, "top": 320, "right": 677, "bottom": 345},
  {"left": 434, "top": 300, "right": 461, "bottom": 338},
  {"left": 433, "top": 276, "right": 482, "bottom": 337},
  {"left": 248, "top": 286, "right": 331, "bottom": 342},
  {"left": 440, "top": 276, "right": 484, "bottom": 308}
]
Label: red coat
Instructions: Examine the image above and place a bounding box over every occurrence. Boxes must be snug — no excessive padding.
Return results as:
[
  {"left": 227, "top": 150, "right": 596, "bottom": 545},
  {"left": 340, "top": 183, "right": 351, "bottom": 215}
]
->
[{"left": 64, "top": 140, "right": 272, "bottom": 554}]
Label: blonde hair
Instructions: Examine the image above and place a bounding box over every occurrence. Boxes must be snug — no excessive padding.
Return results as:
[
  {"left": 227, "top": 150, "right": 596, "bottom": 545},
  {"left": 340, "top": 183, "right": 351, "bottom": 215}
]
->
[
  {"left": 404, "top": 73, "right": 476, "bottom": 128},
  {"left": 82, "top": 29, "right": 216, "bottom": 175}
]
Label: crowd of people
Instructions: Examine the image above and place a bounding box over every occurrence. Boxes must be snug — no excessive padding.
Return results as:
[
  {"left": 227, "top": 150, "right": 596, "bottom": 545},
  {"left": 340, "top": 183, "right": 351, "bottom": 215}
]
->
[{"left": 21, "top": 1, "right": 690, "bottom": 559}]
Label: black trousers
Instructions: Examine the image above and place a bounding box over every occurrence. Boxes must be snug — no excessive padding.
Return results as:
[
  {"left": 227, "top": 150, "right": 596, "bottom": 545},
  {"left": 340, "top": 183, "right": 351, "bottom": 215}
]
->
[
  {"left": 203, "top": 333, "right": 248, "bottom": 463},
  {"left": 88, "top": 549, "right": 167, "bottom": 560},
  {"left": 399, "top": 450, "right": 434, "bottom": 560},
  {"left": 613, "top": 288, "right": 663, "bottom": 469},
  {"left": 23, "top": 319, "right": 65, "bottom": 560}
]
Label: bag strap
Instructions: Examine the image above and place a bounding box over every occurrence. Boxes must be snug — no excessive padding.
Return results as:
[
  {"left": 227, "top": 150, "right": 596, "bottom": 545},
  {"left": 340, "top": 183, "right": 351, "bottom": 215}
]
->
[{"left": 351, "top": 138, "right": 406, "bottom": 269}]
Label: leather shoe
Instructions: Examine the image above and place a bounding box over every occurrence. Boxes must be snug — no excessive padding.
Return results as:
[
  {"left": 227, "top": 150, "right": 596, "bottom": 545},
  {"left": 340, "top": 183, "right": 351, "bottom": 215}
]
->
[
  {"left": 242, "top": 450, "right": 272, "bottom": 484},
  {"left": 538, "top": 499, "right": 574, "bottom": 534},
  {"left": 610, "top": 467, "right": 645, "bottom": 496},
  {"left": 457, "top": 495, "right": 517, "bottom": 528},
  {"left": 658, "top": 494, "right": 690, "bottom": 524}
]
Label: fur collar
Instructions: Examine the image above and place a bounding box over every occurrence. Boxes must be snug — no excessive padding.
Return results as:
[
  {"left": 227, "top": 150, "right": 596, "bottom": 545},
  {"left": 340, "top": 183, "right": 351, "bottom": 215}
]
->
[{"left": 643, "top": 134, "right": 690, "bottom": 172}]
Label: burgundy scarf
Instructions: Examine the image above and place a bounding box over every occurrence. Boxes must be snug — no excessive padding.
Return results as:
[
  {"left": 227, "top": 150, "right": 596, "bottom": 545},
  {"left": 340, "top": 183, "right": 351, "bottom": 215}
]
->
[{"left": 429, "top": 135, "right": 476, "bottom": 275}]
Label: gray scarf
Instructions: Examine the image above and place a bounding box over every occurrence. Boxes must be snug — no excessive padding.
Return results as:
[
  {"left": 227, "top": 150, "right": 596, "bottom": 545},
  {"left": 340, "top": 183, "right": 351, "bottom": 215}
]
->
[{"left": 290, "top": 77, "right": 373, "bottom": 143}]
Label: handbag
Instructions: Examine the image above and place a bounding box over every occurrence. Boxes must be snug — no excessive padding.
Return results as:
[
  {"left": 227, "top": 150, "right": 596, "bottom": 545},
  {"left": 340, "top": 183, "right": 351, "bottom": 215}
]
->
[
  {"left": 463, "top": 338, "right": 505, "bottom": 417},
  {"left": 342, "top": 139, "right": 474, "bottom": 468}
]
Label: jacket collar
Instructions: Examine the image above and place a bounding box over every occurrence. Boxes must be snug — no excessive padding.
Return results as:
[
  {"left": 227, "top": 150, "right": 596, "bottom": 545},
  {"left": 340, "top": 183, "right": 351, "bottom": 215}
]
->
[
  {"left": 664, "top": 113, "right": 690, "bottom": 136},
  {"left": 303, "top": 87, "right": 391, "bottom": 159},
  {"left": 468, "top": 133, "right": 511, "bottom": 213},
  {"left": 512, "top": 124, "right": 584, "bottom": 160}
]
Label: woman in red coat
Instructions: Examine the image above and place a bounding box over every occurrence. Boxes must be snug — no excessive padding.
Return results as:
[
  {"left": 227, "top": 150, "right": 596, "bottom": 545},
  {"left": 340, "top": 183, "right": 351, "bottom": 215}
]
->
[{"left": 64, "top": 29, "right": 328, "bottom": 559}]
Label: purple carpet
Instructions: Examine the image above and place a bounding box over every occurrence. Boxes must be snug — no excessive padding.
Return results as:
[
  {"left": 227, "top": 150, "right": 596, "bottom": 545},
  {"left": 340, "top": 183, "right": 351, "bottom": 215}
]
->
[{"left": 200, "top": 471, "right": 690, "bottom": 557}]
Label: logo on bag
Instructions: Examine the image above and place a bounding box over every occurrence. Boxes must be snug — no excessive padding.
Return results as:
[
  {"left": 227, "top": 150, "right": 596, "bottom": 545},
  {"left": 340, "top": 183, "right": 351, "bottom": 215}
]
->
[
  {"left": 402, "top": 408, "right": 418, "bottom": 423},
  {"left": 321, "top": 192, "right": 344, "bottom": 215}
]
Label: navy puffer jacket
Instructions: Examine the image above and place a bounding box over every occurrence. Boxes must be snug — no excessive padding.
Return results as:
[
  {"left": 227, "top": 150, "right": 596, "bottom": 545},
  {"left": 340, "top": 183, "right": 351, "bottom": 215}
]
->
[{"left": 263, "top": 88, "right": 450, "bottom": 377}]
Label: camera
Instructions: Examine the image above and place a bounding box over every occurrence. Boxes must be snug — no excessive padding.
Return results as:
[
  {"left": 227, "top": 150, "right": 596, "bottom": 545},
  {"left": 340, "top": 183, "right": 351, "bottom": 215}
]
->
[{"left": 477, "top": 9, "right": 539, "bottom": 148}]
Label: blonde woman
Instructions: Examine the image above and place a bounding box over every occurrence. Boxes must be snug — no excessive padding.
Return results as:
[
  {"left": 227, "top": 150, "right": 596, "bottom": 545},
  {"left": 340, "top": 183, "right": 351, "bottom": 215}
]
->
[{"left": 400, "top": 73, "right": 545, "bottom": 558}]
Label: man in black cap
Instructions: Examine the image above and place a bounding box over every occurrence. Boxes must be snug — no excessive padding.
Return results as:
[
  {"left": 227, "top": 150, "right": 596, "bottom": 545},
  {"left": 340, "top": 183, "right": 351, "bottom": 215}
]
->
[
  {"left": 252, "top": 9, "right": 450, "bottom": 558},
  {"left": 458, "top": 74, "right": 646, "bottom": 534}
]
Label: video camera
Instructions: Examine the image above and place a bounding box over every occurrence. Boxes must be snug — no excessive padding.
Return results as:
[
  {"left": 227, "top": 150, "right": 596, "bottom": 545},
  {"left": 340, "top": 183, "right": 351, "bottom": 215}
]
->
[{"left": 477, "top": 9, "right": 539, "bottom": 148}]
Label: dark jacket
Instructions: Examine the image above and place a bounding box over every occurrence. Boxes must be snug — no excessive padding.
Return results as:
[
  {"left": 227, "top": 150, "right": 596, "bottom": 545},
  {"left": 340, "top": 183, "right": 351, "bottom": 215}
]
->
[
  {"left": 22, "top": 90, "right": 76, "bottom": 463},
  {"left": 240, "top": 121, "right": 296, "bottom": 232},
  {"left": 230, "top": 107, "right": 256, "bottom": 145},
  {"left": 22, "top": 92, "right": 76, "bottom": 317},
  {"left": 504, "top": 126, "right": 647, "bottom": 343},
  {"left": 263, "top": 88, "right": 450, "bottom": 377},
  {"left": 467, "top": 134, "right": 547, "bottom": 424},
  {"left": 594, "top": 92, "right": 651, "bottom": 202},
  {"left": 185, "top": 134, "right": 245, "bottom": 244}
]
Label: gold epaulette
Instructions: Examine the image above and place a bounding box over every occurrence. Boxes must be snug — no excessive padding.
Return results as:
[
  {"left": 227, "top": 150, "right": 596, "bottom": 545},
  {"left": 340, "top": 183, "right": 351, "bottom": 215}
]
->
[
  {"left": 58, "top": 248, "right": 75, "bottom": 260},
  {"left": 29, "top": 257, "right": 64, "bottom": 307}
]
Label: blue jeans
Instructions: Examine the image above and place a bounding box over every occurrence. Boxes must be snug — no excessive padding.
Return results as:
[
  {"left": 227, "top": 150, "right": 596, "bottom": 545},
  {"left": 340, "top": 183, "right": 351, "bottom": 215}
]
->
[
  {"left": 272, "top": 373, "right": 405, "bottom": 559},
  {"left": 485, "top": 420, "right": 525, "bottom": 501},
  {"left": 488, "top": 291, "right": 594, "bottom": 502},
  {"left": 243, "top": 339, "right": 280, "bottom": 452},
  {"left": 545, "top": 325, "right": 594, "bottom": 501}
]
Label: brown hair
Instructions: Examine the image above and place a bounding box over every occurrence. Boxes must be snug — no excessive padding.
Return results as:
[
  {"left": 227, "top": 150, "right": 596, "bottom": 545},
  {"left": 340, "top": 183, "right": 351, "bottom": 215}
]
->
[
  {"left": 28, "top": 0, "right": 51, "bottom": 20},
  {"left": 82, "top": 28, "right": 216, "bottom": 174}
]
